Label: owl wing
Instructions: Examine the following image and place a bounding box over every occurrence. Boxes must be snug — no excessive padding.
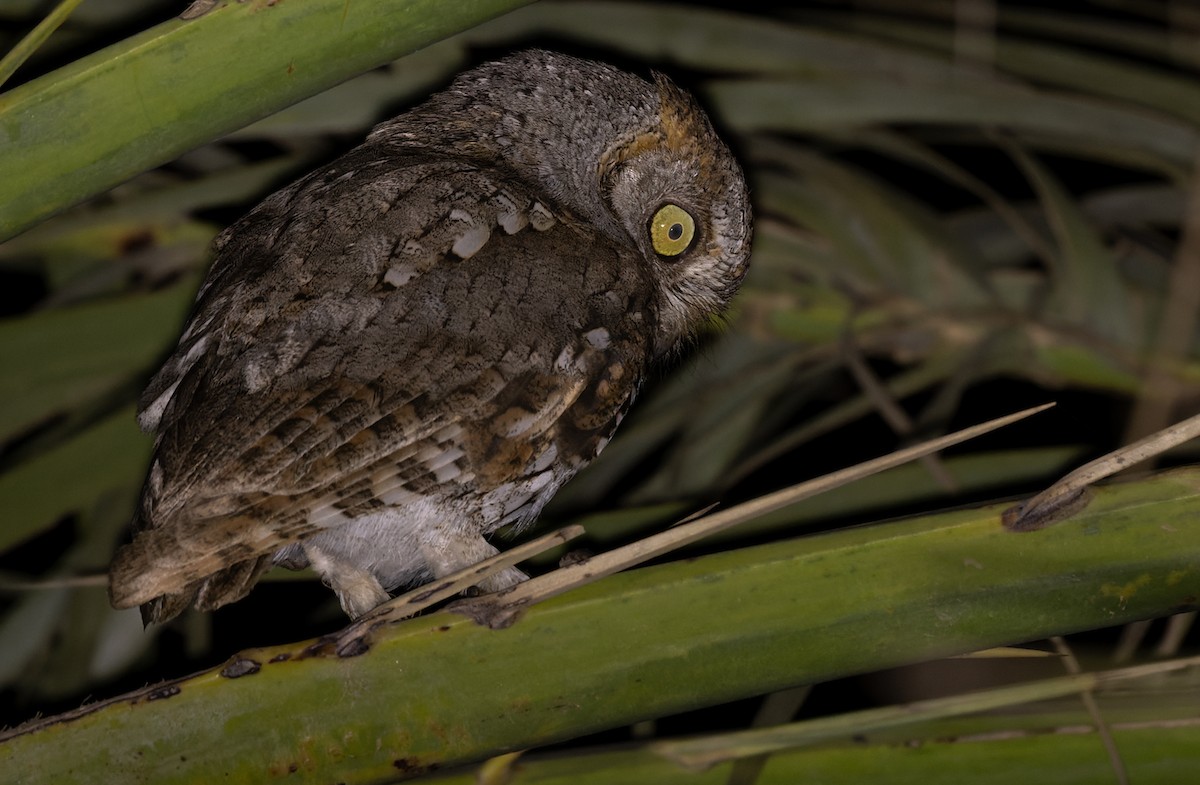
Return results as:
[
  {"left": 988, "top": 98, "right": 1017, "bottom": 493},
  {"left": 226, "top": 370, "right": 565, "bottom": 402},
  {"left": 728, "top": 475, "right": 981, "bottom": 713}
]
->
[{"left": 110, "top": 154, "right": 651, "bottom": 614}]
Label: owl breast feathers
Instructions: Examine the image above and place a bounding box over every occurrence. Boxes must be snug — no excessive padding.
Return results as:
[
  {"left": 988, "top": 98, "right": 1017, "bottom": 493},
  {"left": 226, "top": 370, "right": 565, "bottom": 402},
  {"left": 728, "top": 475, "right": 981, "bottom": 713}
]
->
[{"left": 107, "top": 49, "right": 752, "bottom": 623}]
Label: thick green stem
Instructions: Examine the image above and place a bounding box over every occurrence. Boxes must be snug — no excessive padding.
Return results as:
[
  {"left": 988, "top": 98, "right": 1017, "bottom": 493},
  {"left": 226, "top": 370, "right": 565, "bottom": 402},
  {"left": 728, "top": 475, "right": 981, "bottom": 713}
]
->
[
  {"left": 3, "top": 467, "right": 1198, "bottom": 784},
  {"left": 0, "top": 0, "right": 536, "bottom": 242}
]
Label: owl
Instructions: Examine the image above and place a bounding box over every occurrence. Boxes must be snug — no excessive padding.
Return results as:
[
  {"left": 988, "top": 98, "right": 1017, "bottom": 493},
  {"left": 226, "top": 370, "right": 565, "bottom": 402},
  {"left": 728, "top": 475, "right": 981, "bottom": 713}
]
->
[{"left": 107, "top": 50, "right": 752, "bottom": 623}]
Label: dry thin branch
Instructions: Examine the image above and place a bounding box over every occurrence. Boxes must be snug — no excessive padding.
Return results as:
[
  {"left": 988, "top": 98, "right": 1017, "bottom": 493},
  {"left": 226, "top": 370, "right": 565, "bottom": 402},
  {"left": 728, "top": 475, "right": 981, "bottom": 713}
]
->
[
  {"left": 1051, "top": 636, "right": 1128, "bottom": 785},
  {"left": 653, "top": 655, "right": 1200, "bottom": 771},
  {"left": 1005, "top": 412, "right": 1200, "bottom": 531},
  {"left": 841, "top": 330, "right": 958, "bottom": 491},
  {"left": 448, "top": 403, "right": 1054, "bottom": 630},
  {"left": 331, "top": 524, "right": 584, "bottom": 652}
]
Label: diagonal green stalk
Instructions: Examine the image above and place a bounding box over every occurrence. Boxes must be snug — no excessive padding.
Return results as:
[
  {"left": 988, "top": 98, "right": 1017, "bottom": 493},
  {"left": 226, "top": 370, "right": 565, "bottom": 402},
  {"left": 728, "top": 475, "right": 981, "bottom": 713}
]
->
[
  {"left": 653, "top": 656, "right": 1200, "bottom": 769},
  {"left": 0, "top": 0, "right": 85, "bottom": 90},
  {"left": 0, "top": 0, "right": 536, "bottom": 242},
  {"left": 2, "top": 466, "right": 1198, "bottom": 784}
]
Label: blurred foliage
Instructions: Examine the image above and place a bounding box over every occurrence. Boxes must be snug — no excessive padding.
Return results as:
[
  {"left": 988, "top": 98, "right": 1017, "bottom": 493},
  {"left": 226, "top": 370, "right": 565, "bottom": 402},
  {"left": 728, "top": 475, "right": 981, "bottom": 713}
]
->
[{"left": 1, "top": 0, "right": 1198, "bottom": 782}]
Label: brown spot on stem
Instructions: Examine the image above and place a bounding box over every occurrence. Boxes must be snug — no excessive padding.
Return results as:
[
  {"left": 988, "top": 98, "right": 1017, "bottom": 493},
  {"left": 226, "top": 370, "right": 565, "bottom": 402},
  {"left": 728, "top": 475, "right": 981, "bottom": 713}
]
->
[
  {"left": 221, "top": 657, "right": 261, "bottom": 678},
  {"left": 146, "top": 685, "right": 181, "bottom": 701}
]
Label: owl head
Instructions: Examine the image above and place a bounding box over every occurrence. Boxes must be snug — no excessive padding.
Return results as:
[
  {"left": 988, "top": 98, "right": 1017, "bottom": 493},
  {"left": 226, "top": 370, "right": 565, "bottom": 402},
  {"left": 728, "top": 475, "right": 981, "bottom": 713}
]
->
[
  {"left": 375, "top": 49, "right": 752, "bottom": 355},
  {"left": 596, "top": 70, "right": 752, "bottom": 355}
]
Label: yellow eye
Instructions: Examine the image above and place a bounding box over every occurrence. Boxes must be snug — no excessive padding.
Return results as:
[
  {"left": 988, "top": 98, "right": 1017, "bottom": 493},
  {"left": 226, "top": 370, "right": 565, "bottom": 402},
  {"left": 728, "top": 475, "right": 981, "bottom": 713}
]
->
[{"left": 649, "top": 203, "right": 696, "bottom": 258}]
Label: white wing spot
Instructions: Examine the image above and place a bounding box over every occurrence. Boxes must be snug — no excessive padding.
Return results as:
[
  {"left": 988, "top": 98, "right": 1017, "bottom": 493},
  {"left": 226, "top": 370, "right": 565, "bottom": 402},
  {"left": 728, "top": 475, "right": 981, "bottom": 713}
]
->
[
  {"left": 384, "top": 264, "right": 418, "bottom": 288},
  {"left": 139, "top": 335, "right": 210, "bottom": 429},
  {"left": 139, "top": 381, "right": 180, "bottom": 430},
  {"left": 529, "top": 202, "right": 556, "bottom": 231},
  {"left": 526, "top": 470, "right": 554, "bottom": 496},
  {"left": 554, "top": 345, "right": 576, "bottom": 371},
  {"left": 498, "top": 209, "right": 528, "bottom": 235},
  {"left": 432, "top": 462, "right": 463, "bottom": 483},
  {"left": 532, "top": 442, "right": 559, "bottom": 472},
  {"left": 452, "top": 224, "right": 491, "bottom": 259},
  {"left": 493, "top": 406, "right": 541, "bottom": 438},
  {"left": 243, "top": 360, "right": 270, "bottom": 394},
  {"left": 494, "top": 191, "right": 530, "bottom": 235},
  {"left": 424, "top": 445, "right": 465, "bottom": 471},
  {"left": 179, "top": 312, "right": 217, "bottom": 343}
]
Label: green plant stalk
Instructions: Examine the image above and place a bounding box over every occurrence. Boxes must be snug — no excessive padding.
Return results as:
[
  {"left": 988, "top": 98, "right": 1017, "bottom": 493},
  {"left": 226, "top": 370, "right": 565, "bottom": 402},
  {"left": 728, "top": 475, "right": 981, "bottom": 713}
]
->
[
  {"left": 2, "top": 467, "right": 1199, "bottom": 784},
  {"left": 705, "top": 79, "right": 1198, "bottom": 172},
  {"left": 0, "top": 0, "right": 86, "bottom": 90},
  {"left": 0, "top": 0, "right": 536, "bottom": 242},
  {"left": 422, "top": 724, "right": 1200, "bottom": 785},
  {"left": 652, "top": 656, "right": 1200, "bottom": 769}
]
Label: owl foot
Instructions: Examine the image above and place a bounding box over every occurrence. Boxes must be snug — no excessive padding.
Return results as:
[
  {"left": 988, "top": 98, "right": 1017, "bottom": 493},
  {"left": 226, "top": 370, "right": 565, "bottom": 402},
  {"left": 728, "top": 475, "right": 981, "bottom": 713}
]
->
[
  {"left": 330, "top": 548, "right": 530, "bottom": 657},
  {"left": 302, "top": 544, "right": 389, "bottom": 620},
  {"left": 416, "top": 535, "right": 528, "bottom": 593}
]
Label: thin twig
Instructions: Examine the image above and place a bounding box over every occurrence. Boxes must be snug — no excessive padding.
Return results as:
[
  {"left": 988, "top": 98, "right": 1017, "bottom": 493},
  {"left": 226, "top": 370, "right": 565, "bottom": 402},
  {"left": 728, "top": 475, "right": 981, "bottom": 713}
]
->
[
  {"left": 1004, "top": 413, "right": 1200, "bottom": 531},
  {"left": 653, "top": 655, "right": 1200, "bottom": 771},
  {"left": 1112, "top": 620, "right": 1154, "bottom": 665},
  {"left": 333, "top": 525, "right": 585, "bottom": 650},
  {"left": 0, "top": 0, "right": 85, "bottom": 90},
  {"left": 1050, "top": 636, "right": 1129, "bottom": 785},
  {"left": 1156, "top": 614, "right": 1196, "bottom": 658},
  {"left": 726, "top": 685, "right": 812, "bottom": 785},
  {"left": 841, "top": 331, "right": 958, "bottom": 491},
  {"left": 0, "top": 572, "right": 108, "bottom": 592},
  {"left": 457, "top": 404, "right": 1054, "bottom": 628}
]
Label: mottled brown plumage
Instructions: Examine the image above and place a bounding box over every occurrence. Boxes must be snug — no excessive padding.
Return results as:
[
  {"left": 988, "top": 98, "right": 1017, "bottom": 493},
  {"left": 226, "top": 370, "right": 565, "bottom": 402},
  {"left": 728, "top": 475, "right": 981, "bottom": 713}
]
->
[{"left": 108, "top": 50, "right": 752, "bottom": 623}]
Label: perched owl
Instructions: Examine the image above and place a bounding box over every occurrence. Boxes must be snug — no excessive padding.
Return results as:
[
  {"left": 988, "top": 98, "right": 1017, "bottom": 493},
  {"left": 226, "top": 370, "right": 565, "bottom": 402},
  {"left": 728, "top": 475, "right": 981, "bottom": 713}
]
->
[{"left": 108, "top": 50, "right": 752, "bottom": 623}]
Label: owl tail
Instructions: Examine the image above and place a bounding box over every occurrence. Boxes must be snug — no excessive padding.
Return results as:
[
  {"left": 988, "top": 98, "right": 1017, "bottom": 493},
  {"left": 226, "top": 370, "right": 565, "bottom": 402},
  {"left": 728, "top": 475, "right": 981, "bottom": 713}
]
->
[
  {"left": 108, "top": 514, "right": 286, "bottom": 623},
  {"left": 130, "top": 557, "right": 273, "bottom": 625}
]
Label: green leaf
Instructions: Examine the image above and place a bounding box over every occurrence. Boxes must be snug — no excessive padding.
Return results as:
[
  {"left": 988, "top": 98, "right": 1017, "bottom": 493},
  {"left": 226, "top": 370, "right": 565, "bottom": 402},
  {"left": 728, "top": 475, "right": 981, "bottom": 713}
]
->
[
  {"left": 1008, "top": 146, "right": 1138, "bottom": 346},
  {"left": 832, "top": 14, "right": 1200, "bottom": 125},
  {"left": 753, "top": 145, "right": 992, "bottom": 307},
  {"left": 472, "top": 1, "right": 984, "bottom": 82},
  {"left": 0, "top": 407, "right": 148, "bottom": 552},
  {"left": 0, "top": 281, "right": 195, "bottom": 441},
  {"left": 707, "top": 78, "right": 1199, "bottom": 172},
  {"left": 0, "top": 0, "right": 537, "bottom": 241}
]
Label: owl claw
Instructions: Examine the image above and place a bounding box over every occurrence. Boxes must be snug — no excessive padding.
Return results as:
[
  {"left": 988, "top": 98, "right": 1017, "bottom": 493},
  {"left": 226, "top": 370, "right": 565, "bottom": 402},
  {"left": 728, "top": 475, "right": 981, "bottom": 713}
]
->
[
  {"left": 301, "top": 543, "right": 389, "bottom": 620},
  {"left": 446, "top": 594, "right": 526, "bottom": 630}
]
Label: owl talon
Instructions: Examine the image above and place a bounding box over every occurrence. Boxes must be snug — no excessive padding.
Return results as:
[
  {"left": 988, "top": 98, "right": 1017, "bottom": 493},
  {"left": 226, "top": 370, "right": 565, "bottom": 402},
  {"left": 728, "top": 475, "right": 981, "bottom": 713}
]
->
[{"left": 302, "top": 544, "right": 389, "bottom": 620}]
